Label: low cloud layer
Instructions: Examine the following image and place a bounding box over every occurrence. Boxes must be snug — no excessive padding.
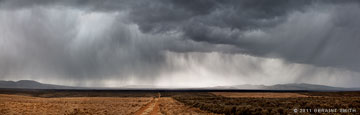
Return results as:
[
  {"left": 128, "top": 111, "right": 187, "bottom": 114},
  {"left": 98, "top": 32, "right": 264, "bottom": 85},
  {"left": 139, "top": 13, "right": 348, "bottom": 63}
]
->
[{"left": 0, "top": 0, "right": 359, "bottom": 87}]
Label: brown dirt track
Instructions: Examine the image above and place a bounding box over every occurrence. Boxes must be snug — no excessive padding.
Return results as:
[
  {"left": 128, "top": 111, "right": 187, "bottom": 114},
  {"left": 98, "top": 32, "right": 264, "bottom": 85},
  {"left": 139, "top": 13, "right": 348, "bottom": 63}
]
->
[{"left": 133, "top": 93, "right": 215, "bottom": 115}]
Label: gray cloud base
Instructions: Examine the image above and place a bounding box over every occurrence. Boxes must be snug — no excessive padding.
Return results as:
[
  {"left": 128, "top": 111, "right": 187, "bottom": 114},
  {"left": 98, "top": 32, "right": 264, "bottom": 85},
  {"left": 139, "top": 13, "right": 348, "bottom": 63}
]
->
[{"left": 0, "top": 0, "right": 359, "bottom": 87}]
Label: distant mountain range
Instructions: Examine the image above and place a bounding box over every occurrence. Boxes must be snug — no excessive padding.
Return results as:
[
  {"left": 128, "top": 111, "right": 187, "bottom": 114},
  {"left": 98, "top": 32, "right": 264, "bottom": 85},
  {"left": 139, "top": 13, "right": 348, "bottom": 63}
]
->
[
  {"left": 0, "top": 80, "right": 82, "bottom": 89},
  {"left": 0, "top": 80, "right": 359, "bottom": 91},
  {"left": 209, "top": 83, "right": 360, "bottom": 91}
]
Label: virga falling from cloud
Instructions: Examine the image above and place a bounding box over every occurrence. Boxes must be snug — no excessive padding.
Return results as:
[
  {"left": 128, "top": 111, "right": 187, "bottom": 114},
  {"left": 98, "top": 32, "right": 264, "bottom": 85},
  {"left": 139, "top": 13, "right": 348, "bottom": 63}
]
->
[{"left": 0, "top": 0, "right": 359, "bottom": 87}]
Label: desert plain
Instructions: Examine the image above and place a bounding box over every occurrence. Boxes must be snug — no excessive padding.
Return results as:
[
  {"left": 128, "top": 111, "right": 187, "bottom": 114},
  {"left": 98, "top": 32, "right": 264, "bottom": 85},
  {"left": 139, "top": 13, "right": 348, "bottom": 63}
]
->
[{"left": 0, "top": 89, "right": 359, "bottom": 115}]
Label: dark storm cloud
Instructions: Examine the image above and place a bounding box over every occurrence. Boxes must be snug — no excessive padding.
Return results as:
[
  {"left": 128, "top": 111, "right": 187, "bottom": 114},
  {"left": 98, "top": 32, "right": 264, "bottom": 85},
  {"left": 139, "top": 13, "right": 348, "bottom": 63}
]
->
[
  {"left": 0, "top": 1, "right": 235, "bottom": 85},
  {"left": 126, "top": 0, "right": 360, "bottom": 72},
  {"left": 0, "top": 5, "right": 159, "bottom": 84},
  {"left": 0, "top": 0, "right": 130, "bottom": 11},
  {"left": 0, "top": 0, "right": 359, "bottom": 86},
  {"left": 129, "top": 0, "right": 311, "bottom": 33}
]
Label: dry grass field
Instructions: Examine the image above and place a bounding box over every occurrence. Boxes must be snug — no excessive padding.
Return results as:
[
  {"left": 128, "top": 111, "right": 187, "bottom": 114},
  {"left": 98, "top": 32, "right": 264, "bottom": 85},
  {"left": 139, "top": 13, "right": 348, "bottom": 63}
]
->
[
  {"left": 158, "top": 97, "right": 217, "bottom": 115},
  {"left": 0, "top": 92, "right": 216, "bottom": 115},
  {"left": 0, "top": 90, "right": 359, "bottom": 115},
  {"left": 173, "top": 92, "right": 360, "bottom": 114},
  {"left": 0, "top": 94, "right": 152, "bottom": 115}
]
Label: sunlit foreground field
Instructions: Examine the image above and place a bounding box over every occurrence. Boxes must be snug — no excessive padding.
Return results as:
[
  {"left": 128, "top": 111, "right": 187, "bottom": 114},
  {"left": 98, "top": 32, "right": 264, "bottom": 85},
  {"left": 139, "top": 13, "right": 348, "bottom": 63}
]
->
[
  {"left": 0, "top": 89, "right": 359, "bottom": 115},
  {"left": 0, "top": 90, "right": 214, "bottom": 115},
  {"left": 0, "top": 94, "right": 151, "bottom": 114}
]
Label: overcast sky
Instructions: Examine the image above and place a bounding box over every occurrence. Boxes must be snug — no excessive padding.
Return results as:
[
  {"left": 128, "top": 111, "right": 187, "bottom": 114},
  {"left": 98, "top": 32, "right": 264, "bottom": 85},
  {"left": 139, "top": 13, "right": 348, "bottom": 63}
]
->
[{"left": 0, "top": 0, "right": 359, "bottom": 87}]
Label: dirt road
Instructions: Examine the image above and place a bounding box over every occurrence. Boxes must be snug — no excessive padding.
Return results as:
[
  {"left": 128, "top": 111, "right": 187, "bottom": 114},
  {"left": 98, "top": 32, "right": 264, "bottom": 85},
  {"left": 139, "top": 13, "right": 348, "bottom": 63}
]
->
[
  {"left": 133, "top": 93, "right": 161, "bottom": 115},
  {"left": 133, "top": 93, "right": 216, "bottom": 115}
]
